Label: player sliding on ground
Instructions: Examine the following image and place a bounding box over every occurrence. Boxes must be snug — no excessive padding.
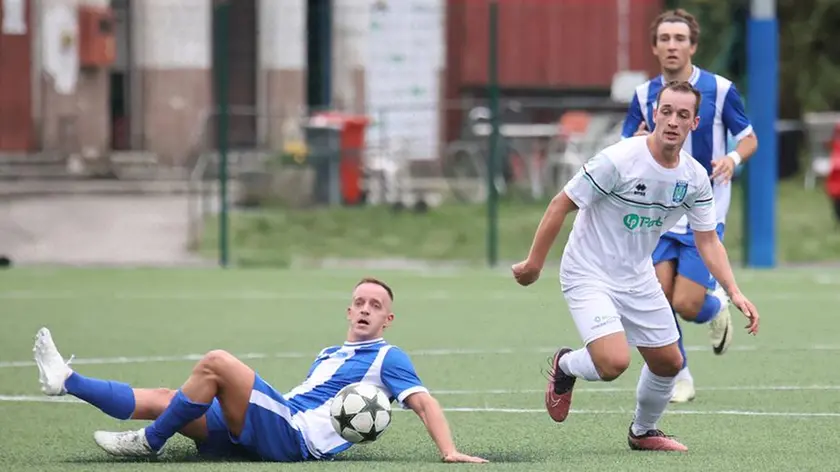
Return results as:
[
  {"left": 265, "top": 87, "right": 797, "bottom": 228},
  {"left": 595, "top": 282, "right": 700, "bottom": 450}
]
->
[
  {"left": 512, "top": 81, "right": 760, "bottom": 452},
  {"left": 32, "top": 278, "right": 487, "bottom": 464}
]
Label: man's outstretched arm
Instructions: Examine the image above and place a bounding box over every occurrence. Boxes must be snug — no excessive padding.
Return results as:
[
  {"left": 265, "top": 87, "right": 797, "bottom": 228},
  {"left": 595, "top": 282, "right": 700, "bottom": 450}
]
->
[
  {"left": 403, "top": 392, "right": 488, "bottom": 463},
  {"left": 693, "top": 229, "right": 760, "bottom": 335}
]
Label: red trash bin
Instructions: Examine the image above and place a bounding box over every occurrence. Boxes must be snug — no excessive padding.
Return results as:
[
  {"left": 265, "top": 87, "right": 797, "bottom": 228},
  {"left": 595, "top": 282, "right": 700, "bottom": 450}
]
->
[
  {"left": 826, "top": 123, "right": 840, "bottom": 199},
  {"left": 310, "top": 112, "right": 370, "bottom": 205}
]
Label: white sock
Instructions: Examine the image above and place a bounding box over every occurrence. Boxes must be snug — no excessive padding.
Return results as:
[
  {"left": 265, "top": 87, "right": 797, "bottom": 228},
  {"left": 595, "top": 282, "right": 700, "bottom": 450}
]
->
[
  {"left": 631, "top": 363, "right": 676, "bottom": 436},
  {"left": 558, "top": 347, "right": 602, "bottom": 381},
  {"left": 676, "top": 367, "right": 693, "bottom": 383}
]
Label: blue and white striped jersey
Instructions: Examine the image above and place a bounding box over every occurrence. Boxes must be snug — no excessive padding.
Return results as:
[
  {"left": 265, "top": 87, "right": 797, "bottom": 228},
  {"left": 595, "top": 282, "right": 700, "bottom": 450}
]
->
[
  {"left": 281, "top": 338, "right": 428, "bottom": 459},
  {"left": 621, "top": 66, "right": 753, "bottom": 234}
]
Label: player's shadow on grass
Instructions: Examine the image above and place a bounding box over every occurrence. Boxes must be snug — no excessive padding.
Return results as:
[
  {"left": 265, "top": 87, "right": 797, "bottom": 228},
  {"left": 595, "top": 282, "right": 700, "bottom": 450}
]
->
[
  {"left": 62, "top": 453, "right": 265, "bottom": 465},
  {"left": 61, "top": 444, "right": 258, "bottom": 465},
  {"left": 337, "top": 449, "right": 543, "bottom": 463},
  {"left": 62, "top": 442, "right": 543, "bottom": 465},
  {"left": 61, "top": 450, "right": 202, "bottom": 464}
]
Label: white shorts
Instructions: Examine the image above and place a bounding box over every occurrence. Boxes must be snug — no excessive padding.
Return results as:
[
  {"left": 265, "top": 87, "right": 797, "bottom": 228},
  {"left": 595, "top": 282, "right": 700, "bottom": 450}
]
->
[{"left": 562, "top": 279, "right": 679, "bottom": 348}]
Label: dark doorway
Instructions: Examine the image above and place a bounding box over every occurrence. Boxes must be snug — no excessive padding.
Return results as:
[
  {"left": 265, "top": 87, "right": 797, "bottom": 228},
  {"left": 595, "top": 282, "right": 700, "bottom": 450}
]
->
[
  {"left": 307, "top": 0, "right": 332, "bottom": 111},
  {"left": 110, "top": 0, "right": 130, "bottom": 150},
  {"left": 212, "top": 0, "right": 258, "bottom": 148}
]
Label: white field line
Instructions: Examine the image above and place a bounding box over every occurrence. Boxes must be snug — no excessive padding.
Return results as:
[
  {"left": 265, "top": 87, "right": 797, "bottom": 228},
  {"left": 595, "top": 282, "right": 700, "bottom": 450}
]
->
[
  {"left": 0, "top": 289, "right": 837, "bottom": 302},
  {"left": 6, "top": 266, "right": 840, "bottom": 281},
  {"left": 435, "top": 408, "right": 840, "bottom": 418},
  {"left": 0, "top": 344, "right": 788, "bottom": 369},
  {"left": 1, "top": 395, "right": 837, "bottom": 418},
  {"left": 10, "top": 342, "right": 840, "bottom": 369},
  {"left": 5, "top": 385, "right": 840, "bottom": 398},
  {"left": 4, "top": 386, "right": 838, "bottom": 401},
  {"left": 431, "top": 385, "right": 840, "bottom": 395}
]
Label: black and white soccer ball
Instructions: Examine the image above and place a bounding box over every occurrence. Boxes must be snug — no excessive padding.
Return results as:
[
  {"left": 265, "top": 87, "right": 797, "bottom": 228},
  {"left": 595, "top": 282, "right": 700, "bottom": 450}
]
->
[{"left": 329, "top": 382, "right": 392, "bottom": 443}]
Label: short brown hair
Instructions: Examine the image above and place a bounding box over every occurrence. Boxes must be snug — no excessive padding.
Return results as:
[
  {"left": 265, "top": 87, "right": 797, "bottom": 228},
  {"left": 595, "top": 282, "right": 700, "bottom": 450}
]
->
[
  {"left": 650, "top": 9, "right": 700, "bottom": 46},
  {"left": 355, "top": 277, "right": 394, "bottom": 301},
  {"left": 656, "top": 81, "right": 701, "bottom": 117}
]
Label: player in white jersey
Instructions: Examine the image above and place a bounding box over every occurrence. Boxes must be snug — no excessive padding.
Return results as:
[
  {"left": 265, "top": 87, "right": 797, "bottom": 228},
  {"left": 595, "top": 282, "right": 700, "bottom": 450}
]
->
[
  {"left": 625, "top": 9, "right": 760, "bottom": 403},
  {"left": 512, "top": 81, "right": 759, "bottom": 452},
  {"left": 32, "top": 278, "right": 487, "bottom": 464}
]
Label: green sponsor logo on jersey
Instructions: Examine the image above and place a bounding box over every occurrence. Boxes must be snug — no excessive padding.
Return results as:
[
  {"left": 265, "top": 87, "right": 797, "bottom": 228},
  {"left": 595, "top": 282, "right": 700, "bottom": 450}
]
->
[{"left": 623, "top": 213, "right": 663, "bottom": 231}]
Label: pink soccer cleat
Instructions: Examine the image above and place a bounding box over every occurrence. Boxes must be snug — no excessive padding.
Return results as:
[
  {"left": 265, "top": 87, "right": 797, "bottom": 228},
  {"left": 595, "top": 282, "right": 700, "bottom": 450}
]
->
[
  {"left": 628, "top": 426, "right": 688, "bottom": 452},
  {"left": 544, "top": 347, "right": 576, "bottom": 423}
]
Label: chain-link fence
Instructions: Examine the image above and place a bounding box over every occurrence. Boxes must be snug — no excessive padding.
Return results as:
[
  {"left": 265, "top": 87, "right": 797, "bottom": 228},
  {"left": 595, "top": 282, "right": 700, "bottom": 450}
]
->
[{"left": 3, "top": 0, "right": 838, "bottom": 268}]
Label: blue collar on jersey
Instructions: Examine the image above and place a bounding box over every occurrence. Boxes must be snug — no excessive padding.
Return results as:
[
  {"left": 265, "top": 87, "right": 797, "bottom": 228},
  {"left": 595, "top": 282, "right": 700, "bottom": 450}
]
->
[
  {"left": 343, "top": 338, "right": 385, "bottom": 347},
  {"left": 659, "top": 65, "right": 700, "bottom": 86}
]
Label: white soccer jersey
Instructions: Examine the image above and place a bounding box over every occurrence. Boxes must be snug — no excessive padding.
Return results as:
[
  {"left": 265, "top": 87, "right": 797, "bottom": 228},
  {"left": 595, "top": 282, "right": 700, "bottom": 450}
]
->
[{"left": 560, "top": 136, "right": 716, "bottom": 290}]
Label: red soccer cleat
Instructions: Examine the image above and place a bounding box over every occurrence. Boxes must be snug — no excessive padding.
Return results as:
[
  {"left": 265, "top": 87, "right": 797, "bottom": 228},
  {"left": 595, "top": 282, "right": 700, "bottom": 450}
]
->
[
  {"left": 544, "top": 347, "right": 576, "bottom": 423},
  {"left": 628, "top": 426, "right": 688, "bottom": 452}
]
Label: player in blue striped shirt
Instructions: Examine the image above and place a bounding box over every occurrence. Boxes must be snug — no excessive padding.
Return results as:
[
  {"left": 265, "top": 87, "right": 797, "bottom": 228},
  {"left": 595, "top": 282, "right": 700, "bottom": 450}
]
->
[
  {"left": 621, "top": 9, "right": 759, "bottom": 403},
  {"left": 33, "top": 278, "right": 487, "bottom": 463}
]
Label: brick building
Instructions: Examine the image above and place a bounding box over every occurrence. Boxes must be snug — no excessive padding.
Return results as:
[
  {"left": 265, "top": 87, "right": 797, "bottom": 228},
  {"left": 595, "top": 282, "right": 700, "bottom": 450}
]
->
[
  {"left": 0, "top": 0, "right": 660, "bottom": 168},
  {"left": 0, "top": 0, "right": 311, "bottom": 166}
]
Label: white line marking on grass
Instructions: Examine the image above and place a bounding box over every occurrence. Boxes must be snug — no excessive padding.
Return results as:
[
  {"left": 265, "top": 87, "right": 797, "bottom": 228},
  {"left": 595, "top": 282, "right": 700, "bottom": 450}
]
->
[
  {"left": 2, "top": 395, "right": 837, "bottom": 418},
  {"left": 431, "top": 385, "right": 840, "bottom": 395},
  {"left": 0, "top": 351, "right": 307, "bottom": 368},
  {"left": 0, "top": 290, "right": 837, "bottom": 302},
  {"left": 11, "top": 343, "right": 840, "bottom": 369},
  {"left": 0, "top": 348, "right": 534, "bottom": 368},
  {"left": 0, "top": 395, "right": 81, "bottom": 403},
  {"left": 0, "top": 344, "right": 788, "bottom": 369},
  {"left": 3, "top": 385, "right": 840, "bottom": 404},
  {"left": 434, "top": 408, "right": 840, "bottom": 418}
]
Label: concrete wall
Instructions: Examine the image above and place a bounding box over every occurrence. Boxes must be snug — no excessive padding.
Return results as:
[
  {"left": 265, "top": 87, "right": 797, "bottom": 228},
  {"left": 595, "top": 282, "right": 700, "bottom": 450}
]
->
[
  {"left": 258, "top": 0, "right": 306, "bottom": 151},
  {"left": 27, "top": 0, "right": 444, "bottom": 165},
  {"left": 332, "top": 0, "right": 367, "bottom": 114},
  {"left": 331, "top": 0, "right": 446, "bottom": 161},
  {"left": 36, "top": 0, "right": 111, "bottom": 159},
  {"left": 132, "top": 0, "right": 211, "bottom": 164}
]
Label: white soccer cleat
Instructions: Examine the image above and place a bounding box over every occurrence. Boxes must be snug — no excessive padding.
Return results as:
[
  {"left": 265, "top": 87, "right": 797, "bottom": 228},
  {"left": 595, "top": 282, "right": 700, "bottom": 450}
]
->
[
  {"left": 93, "top": 428, "right": 161, "bottom": 458},
  {"left": 33, "top": 327, "right": 74, "bottom": 396},
  {"left": 708, "top": 286, "right": 733, "bottom": 355},
  {"left": 670, "top": 378, "right": 696, "bottom": 403}
]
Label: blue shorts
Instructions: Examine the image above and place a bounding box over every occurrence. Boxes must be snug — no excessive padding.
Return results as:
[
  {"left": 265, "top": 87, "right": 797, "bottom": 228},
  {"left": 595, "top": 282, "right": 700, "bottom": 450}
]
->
[
  {"left": 197, "top": 374, "right": 311, "bottom": 462},
  {"left": 652, "top": 223, "right": 725, "bottom": 290}
]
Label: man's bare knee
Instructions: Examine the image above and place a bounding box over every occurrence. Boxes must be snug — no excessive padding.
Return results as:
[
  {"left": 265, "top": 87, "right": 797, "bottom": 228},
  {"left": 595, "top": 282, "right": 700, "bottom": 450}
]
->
[
  {"left": 188, "top": 350, "right": 254, "bottom": 437},
  {"left": 587, "top": 335, "right": 631, "bottom": 381},
  {"left": 672, "top": 275, "right": 708, "bottom": 320},
  {"left": 672, "top": 292, "right": 704, "bottom": 319},
  {"left": 594, "top": 355, "right": 631, "bottom": 381},
  {"left": 650, "top": 356, "right": 683, "bottom": 377},
  {"left": 194, "top": 350, "right": 237, "bottom": 379},
  {"left": 638, "top": 345, "right": 683, "bottom": 377}
]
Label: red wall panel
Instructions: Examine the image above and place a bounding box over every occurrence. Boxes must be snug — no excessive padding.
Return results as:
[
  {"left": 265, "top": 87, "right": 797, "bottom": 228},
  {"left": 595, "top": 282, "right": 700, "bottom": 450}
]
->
[
  {"left": 0, "top": 0, "right": 34, "bottom": 151},
  {"left": 450, "top": 0, "right": 663, "bottom": 89}
]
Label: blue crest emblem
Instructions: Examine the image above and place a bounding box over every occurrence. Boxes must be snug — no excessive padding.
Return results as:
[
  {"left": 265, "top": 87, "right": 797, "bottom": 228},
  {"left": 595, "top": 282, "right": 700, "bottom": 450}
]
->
[{"left": 672, "top": 180, "right": 689, "bottom": 203}]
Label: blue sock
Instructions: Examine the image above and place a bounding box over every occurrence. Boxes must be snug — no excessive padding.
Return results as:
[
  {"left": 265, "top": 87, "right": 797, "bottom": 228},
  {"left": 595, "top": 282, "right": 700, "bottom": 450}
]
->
[
  {"left": 65, "top": 373, "right": 136, "bottom": 420},
  {"left": 673, "top": 310, "right": 688, "bottom": 369},
  {"left": 692, "top": 294, "right": 722, "bottom": 324},
  {"left": 144, "top": 390, "right": 211, "bottom": 451}
]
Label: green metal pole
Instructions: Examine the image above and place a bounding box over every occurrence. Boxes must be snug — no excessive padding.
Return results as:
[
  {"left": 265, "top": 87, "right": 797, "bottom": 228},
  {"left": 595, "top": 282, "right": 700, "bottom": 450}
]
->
[
  {"left": 214, "top": 0, "right": 231, "bottom": 268},
  {"left": 487, "top": 0, "right": 500, "bottom": 268}
]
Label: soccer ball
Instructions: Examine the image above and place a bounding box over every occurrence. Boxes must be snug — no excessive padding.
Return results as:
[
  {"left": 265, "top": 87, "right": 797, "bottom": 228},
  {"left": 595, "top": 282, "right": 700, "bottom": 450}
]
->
[{"left": 329, "top": 382, "right": 392, "bottom": 443}]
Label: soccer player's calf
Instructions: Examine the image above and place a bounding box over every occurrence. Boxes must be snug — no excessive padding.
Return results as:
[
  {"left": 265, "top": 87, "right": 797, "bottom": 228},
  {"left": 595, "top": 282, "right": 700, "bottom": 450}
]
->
[
  {"left": 35, "top": 327, "right": 269, "bottom": 457},
  {"left": 653, "top": 234, "right": 733, "bottom": 403}
]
